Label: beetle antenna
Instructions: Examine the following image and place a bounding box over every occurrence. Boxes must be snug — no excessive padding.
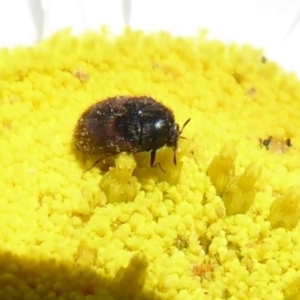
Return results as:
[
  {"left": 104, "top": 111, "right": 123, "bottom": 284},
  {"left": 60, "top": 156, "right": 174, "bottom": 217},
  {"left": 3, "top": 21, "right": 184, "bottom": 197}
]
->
[
  {"left": 179, "top": 118, "right": 191, "bottom": 135},
  {"left": 179, "top": 118, "right": 191, "bottom": 139}
]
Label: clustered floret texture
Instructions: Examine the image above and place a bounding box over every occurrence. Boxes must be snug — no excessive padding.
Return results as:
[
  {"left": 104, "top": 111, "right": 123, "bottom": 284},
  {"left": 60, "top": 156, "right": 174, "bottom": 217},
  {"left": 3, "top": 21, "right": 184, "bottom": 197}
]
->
[{"left": 1, "top": 28, "right": 300, "bottom": 300}]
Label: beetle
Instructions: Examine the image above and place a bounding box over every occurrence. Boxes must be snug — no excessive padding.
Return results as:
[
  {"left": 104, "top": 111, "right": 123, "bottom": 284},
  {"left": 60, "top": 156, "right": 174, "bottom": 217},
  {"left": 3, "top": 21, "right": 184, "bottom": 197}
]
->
[{"left": 74, "top": 96, "right": 190, "bottom": 172}]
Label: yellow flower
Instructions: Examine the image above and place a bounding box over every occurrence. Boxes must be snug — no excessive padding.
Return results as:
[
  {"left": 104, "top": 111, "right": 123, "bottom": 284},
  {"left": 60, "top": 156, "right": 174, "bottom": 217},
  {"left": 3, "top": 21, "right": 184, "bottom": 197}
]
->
[{"left": 1, "top": 27, "right": 300, "bottom": 300}]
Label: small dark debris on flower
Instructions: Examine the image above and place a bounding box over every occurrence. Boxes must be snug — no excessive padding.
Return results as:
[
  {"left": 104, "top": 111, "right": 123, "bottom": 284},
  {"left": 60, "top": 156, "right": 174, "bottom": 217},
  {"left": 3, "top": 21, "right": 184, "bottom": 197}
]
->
[{"left": 260, "top": 136, "right": 292, "bottom": 153}]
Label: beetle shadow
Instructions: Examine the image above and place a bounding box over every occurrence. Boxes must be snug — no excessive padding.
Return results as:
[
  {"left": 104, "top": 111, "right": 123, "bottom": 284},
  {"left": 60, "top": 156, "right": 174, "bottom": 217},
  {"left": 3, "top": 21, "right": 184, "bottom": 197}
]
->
[{"left": 0, "top": 250, "right": 162, "bottom": 300}]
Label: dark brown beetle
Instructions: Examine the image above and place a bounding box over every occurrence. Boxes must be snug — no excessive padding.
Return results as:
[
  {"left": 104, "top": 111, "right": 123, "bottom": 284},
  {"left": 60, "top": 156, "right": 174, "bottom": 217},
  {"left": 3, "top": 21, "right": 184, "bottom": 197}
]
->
[{"left": 74, "top": 96, "right": 190, "bottom": 172}]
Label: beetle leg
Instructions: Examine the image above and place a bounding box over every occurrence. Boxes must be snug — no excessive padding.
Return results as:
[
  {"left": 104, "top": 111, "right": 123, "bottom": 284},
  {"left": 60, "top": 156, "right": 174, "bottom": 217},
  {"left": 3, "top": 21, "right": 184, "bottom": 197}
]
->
[
  {"left": 82, "top": 153, "right": 115, "bottom": 177},
  {"left": 150, "top": 150, "right": 156, "bottom": 167},
  {"left": 154, "top": 162, "right": 166, "bottom": 173},
  {"left": 173, "top": 147, "right": 177, "bottom": 165},
  {"left": 150, "top": 150, "right": 166, "bottom": 173}
]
